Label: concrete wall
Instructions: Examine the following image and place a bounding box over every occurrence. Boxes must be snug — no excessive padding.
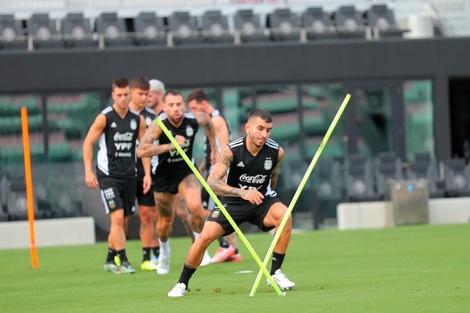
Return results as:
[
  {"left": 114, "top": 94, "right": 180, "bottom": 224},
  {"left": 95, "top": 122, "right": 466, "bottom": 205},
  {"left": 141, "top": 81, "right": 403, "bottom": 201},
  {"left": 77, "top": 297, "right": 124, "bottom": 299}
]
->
[
  {"left": 0, "top": 217, "right": 95, "bottom": 249},
  {"left": 337, "top": 197, "right": 470, "bottom": 230}
]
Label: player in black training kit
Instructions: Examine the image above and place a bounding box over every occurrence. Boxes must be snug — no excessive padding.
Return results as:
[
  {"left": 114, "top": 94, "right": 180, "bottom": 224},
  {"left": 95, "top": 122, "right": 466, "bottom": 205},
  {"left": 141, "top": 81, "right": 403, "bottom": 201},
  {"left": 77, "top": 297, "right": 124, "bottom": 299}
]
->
[
  {"left": 168, "top": 108, "right": 295, "bottom": 297},
  {"left": 83, "top": 77, "right": 150, "bottom": 274}
]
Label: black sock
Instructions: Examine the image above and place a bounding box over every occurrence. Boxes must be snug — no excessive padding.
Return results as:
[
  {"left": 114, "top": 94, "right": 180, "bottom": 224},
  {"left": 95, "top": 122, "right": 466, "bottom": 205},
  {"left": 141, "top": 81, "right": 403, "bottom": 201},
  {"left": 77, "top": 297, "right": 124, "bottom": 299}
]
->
[
  {"left": 116, "top": 249, "right": 129, "bottom": 263},
  {"left": 218, "top": 237, "right": 229, "bottom": 248},
  {"left": 142, "top": 247, "right": 151, "bottom": 262},
  {"left": 152, "top": 246, "right": 160, "bottom": 258},
  {"left": 234, "top": 248, "right": 239, "bottom": 254},
  {"left": 270, "top": 252, "right": 285, "bottom": 275},
  {"left": 179, "top": 264, "right": 197, "bottom": 288},
  {"left": 106, "top": 248, "right": 116, "bottom": 262}
]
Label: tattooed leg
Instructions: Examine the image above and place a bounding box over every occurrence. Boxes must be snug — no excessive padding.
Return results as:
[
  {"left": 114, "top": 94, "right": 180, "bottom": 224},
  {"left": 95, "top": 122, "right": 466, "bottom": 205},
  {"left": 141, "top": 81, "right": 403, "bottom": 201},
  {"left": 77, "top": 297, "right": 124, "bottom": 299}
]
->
[
  {"left": 179, "top": 174, "right": 209, "bottom": 233},
  {"left": 155, "top": 192, "right": 176, "bottom": 242}
]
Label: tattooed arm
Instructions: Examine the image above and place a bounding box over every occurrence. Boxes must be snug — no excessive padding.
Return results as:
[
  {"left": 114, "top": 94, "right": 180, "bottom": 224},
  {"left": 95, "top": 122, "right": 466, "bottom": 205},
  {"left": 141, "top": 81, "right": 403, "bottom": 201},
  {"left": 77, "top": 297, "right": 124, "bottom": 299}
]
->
[
  {"left": 270, "top": 147, "right": 284, "bottom": 191},
  {"left": 195, "top": 111, "right": 218, "bottom": 164},
  {"left": 137, "top": 119, "right": 185, "bottom": 158},
  {"left": 208, "top": 146, "right": 264, "bottom": 204}
]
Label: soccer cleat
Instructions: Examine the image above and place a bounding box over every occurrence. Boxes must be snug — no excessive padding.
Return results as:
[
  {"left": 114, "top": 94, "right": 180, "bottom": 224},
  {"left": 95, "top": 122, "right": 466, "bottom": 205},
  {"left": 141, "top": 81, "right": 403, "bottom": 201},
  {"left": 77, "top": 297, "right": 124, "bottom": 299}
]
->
[
  {"left": 120, "top": 261, "right": 136, "bottom": 274},
  {"left": 210, "top": 246, "right": 236, "bottom": 263},
  {"left": 150, "top": 255, "right": 159, "bottom": 266},
  {"left": 168, "top": 282, "right": 187, "bottom": 297},
  {"left": 200, "top": 250, "right": 212, "bottom": 267},
  {"left": 267, "top": 269, "right": 295, "bottom": 291},
  {"left": 103, "top": 261, "right": 121, "bottom": 274},
  {"left": 141, "top": 260, "right": 158, "bottom": 271},
  {"left": 228, "top": 253, "right": 242, "bottom": 262},
  {"left": 157, "top": 255, "right": 170, "bottom": 274}
]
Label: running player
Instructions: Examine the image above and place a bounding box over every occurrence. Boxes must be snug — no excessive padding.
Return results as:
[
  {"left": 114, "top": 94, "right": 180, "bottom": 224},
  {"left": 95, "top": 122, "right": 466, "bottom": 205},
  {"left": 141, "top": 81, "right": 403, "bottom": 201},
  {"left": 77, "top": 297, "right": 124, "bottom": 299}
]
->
[{"left": 168, "top": 109, "right": 295, "bottom": 297}]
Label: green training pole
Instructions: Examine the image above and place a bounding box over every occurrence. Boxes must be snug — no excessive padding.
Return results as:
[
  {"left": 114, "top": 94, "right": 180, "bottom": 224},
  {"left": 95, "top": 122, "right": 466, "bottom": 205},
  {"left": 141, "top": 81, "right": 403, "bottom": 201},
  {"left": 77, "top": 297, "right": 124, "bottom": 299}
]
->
[
  {"left": 249, "top": 93, "right": 351, "bottom": 297},
  {"left": 155, "top": 118, "right": 284, "bottom": 296}
]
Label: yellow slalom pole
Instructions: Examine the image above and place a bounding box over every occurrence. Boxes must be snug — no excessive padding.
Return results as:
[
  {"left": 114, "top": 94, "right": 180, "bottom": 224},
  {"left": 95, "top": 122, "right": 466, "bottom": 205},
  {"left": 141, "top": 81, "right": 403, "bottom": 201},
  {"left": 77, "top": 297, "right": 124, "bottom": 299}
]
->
[
  {"left": 21, "top": 107, "right": 39, "bottom": 269},
  {"left": 249, "top": 93, "right": 351, "bottom": 297},
  {"left": 155, "top": 118, "right": 284, "bottom": 296}
]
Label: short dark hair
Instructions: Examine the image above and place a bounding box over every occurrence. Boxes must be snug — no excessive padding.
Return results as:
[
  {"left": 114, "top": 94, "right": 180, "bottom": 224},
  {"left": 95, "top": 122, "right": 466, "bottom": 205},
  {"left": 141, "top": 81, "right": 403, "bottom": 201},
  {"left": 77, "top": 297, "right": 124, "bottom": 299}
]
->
[
  {"left": 248, "top": 108, "right": 273, "bottom": 123},
  {"left": 130, "top": 76, "right": 150, "bottom": 90},
  {"left": 186, "top": 89, "right": 209, "bottom": 103},
  {"left": 112, "top": 77, "right": 129, "bottom": 90},
  {"left": 163, "top": 89, "right": 183, "bottom": 102}
]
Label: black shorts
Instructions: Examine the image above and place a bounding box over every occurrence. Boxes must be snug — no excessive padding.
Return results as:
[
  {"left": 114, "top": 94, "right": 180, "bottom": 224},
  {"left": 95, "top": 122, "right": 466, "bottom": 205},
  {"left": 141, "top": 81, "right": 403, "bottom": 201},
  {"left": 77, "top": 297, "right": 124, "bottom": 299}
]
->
[
  {"left": 152, "top": 168, "right": 193, "bottom": 194},
  {"left": 136, "top": 180, "right": 155, "bottom": 206},
  {"left": 207, "top": 196, "right": 281, "bottom": 236},
  {"left": 99, "top": 178, "right": 137, "bottom": 217}
]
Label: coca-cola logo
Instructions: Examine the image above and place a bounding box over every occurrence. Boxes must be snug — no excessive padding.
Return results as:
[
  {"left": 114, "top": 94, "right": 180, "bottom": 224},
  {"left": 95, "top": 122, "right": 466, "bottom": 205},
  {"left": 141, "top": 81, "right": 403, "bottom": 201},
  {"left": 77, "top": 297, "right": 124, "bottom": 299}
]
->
[
  {"left": 114, "top": 132, "right": 134, "bottom": 141},
  {"left": 239, "top": 174, "right": 267, "bottom": 184}
]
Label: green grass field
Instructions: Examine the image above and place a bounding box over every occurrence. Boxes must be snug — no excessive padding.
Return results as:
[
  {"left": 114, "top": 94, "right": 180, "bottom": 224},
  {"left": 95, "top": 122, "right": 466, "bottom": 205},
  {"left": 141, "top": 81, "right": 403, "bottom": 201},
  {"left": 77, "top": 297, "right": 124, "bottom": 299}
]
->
[{"left": 1, "top": 224, "right": 469, "bottom": 313}]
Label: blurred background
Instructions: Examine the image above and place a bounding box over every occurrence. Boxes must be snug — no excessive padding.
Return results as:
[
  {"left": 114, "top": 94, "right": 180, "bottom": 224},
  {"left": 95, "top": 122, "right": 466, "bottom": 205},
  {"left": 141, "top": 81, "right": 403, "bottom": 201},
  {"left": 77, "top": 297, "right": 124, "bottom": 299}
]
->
[{"left": 1, "top": 0, "right": 470, "bottom": 239}]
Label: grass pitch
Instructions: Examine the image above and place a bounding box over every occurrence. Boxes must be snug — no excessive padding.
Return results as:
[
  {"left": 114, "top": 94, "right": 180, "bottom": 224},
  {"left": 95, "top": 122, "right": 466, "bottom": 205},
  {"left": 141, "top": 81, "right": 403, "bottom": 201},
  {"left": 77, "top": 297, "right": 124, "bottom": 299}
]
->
[{"left": 0, "top": 223, "right": 469, "bottom": 312}]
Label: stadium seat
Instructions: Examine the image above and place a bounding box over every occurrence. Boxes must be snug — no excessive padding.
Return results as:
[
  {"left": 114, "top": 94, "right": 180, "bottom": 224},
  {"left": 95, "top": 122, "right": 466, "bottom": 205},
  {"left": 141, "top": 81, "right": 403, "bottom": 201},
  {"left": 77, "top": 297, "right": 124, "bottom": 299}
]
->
[
  {"left": 26, "top": 13, "right": 62, "bottom": 49},
  {"left": 374, "top": 152, "right": 404, "bottom": 199},
  {"left": 332, "top": 6, "right": 366, "bottom": 39},
  {"left": 267, "top": 8, "right": 301, "bottom": 42},
  {"left": 444, "top": 158, "right": 470, "bottom": 197},
  {"left": 95, "top": 12, "right": 132, "bottom": 47},
  {"left": 201, "top": 10, "right": 233, "bottom": 44},
  {"left": 364, "top": 4, "right": 406, "bottom": 38},
  {"left": 233, "top": 9, "right": 268, "bottom": 43},
  {"left": 344, "top": 154, "right": 380, "bottom": 202},
  {"left": 406, "top": 160, "right": 445, "bottom": 198},
  {"left": 301, "top": 7, "right": 338, "bottom": 40},
  {"left": 133, "top": 12, "right": 167, "bottom": 46},
  {"left": 61, "top": 12, "right": 96, "bottom": 48},
  {"left": 311, "top": 158, "right": 343, "bottom": 222},
  {"left": 167, "top": 11, "right": 202, "bottom": 45},
  {"left": 0, "top": 14, "right": 27, "bottom": 50}
]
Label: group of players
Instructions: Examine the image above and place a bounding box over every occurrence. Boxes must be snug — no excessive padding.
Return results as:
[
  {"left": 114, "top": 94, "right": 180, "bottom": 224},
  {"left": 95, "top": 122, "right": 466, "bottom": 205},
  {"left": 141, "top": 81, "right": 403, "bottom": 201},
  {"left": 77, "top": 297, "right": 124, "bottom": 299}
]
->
[{"left": 82, "top": 76, "right": 296, "bottom": 297}]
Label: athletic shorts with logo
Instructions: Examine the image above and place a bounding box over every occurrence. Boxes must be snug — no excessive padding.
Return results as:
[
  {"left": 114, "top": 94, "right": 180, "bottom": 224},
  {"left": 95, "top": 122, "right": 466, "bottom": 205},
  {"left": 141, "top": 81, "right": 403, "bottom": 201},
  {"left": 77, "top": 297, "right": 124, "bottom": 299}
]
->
[
  {"left": 136, "top": 179, "right": 155, "bottom": 206},
  {"left": 207, "top": 196, "right": 281, "bottom": 236},
  {"left": 99, "top": 177, "right": 137, "bottom": 216}
]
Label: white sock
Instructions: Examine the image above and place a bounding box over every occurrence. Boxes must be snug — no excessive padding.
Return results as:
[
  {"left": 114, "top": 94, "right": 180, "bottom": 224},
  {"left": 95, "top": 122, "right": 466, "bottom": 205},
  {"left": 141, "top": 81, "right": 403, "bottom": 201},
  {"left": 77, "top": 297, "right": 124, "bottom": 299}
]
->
[
  {"left": 158, "top": 238, "right": 170, "bottom": 256},
  {"left": 194, "top": 232, "right": 200, "bottom": 240}
]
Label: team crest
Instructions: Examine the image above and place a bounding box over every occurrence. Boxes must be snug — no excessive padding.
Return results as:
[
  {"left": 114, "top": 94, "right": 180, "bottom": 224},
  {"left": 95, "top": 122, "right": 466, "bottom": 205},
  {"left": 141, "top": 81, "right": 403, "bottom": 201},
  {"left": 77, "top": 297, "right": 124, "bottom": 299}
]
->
[
  {"left": 130, "top": 119, "right": 137, "bottom": 130},
  {"left": 145, "top": 116, "right": 152, "bottom": 126},
  {"left": 211, "top": 209, "right": 220, "bottom": 218},
  {"left": 186, "top": 125, "right": 194, "bottom": 137},
  {"left": 264, "top": 158, "right": 273, "bottom": 170}
]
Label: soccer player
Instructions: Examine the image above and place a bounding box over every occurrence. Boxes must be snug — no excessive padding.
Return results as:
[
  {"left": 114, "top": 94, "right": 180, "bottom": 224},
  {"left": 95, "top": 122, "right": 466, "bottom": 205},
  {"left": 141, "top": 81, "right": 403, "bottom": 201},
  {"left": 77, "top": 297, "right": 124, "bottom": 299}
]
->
[
  {"left": 128, "top": 76, "right": 159, "bottom": 271},
  {"left": 83, "top": 77, "right": 150, "bottom": 274},
  {"left": 186, "top": 89, "right": 242, "bottom": 263},
  {"left": 137, "top": 89, "right": 218, "bottom": 274},
  {"left": 147, "top": 79, "right": 165, "bottom": 115},
  {"left": 146, "top": 80, "right": 203, "bottom": 265},
  {"left": 168, "top": 108, "right": 295, "bottom": 297}
]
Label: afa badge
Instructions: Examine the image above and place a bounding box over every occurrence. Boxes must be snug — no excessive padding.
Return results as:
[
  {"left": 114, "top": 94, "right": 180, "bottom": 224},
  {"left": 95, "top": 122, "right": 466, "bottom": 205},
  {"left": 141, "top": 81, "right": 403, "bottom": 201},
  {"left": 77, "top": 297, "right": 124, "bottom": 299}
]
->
[
  {"left": 130, "top": 119, "right": 137, "bottom": 130},
  {"left": 211, "top": 209, "right": 220, "bottom": 218},
  {"left": 264, "top": 158, "right": 272, "bottom": 170},
  {"left": 186, "top": 125, "right": 194, "bottom": 137}
]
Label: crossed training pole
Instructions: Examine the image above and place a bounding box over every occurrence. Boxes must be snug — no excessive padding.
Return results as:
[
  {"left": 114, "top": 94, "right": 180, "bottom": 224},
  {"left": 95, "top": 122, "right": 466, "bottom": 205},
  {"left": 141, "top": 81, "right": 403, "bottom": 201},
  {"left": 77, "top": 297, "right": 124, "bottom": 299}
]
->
[
  {"left": 248, "top": 93, "right": 351, "bottom": 297},
  {"left": 155, "top": 118, "right": 284, "bottom": 296}
]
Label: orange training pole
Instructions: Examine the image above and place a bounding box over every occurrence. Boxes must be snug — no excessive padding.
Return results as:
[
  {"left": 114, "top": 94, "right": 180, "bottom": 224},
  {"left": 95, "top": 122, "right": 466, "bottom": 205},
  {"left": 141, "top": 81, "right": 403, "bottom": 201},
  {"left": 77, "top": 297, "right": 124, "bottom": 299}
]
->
[{"left": 21, "top": 107, "right": 38, "bottom": 268}]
